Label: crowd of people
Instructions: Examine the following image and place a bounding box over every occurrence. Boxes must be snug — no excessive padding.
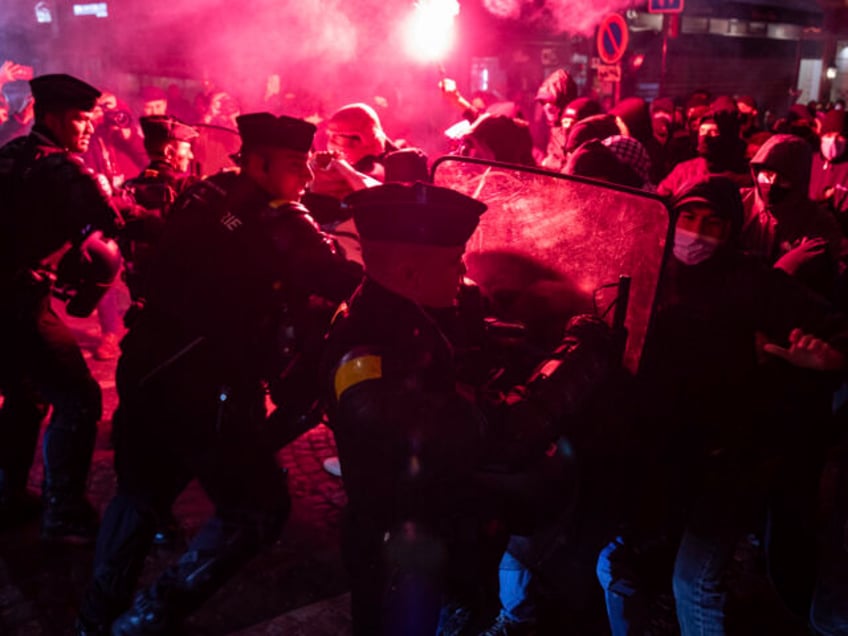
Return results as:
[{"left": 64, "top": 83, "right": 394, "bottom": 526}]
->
[{"left": 0, "top": 61, "right": 847, "bottom": 636}]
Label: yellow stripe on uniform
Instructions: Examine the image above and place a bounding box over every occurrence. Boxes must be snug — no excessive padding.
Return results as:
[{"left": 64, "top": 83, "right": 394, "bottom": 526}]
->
[{"left": 334, "top": 355, "right": 382, "bottom": 400}]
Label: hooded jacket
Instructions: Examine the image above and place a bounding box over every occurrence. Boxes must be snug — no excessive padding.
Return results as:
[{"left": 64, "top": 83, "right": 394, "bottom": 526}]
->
[
  {"left": 657, "top": 106, "right": 751, "bottom": 197},
  {"left": 741, "top": 134, "right": 847, "bottom": 266},
  {"left": 536, "top": 69, "right": 578, "bottom": 171},
  {"left": 642, "top": 177, "right": 848, "bottom": 463},
  {"left": 809, "top": 110, "right": 848, "bottom": 220}
]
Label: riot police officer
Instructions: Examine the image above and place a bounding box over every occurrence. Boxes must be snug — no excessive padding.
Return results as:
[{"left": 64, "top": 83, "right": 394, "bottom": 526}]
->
[
  {"left": 75, "top": 112, "right": 362, "bottom": 635},
  {"left": 0, "top": 73, "right": 122, "bottom": 543},
  {"left": 324, "top": 182, "right": 617, "bottom": 635},
  {"left": 120, "top": 114, "right": 199, "bottom": 319}
]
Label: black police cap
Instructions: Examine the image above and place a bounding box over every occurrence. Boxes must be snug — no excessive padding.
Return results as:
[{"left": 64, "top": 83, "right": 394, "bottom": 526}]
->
[
  {"left": 140, "top": 115, "right": 198, "bottom": 144},
  {"left": 343, "top": 182, "right": 486, "bottom": 247},
  {"left": 236, "top": 112, "right": 316, "bottom": 153},
  {"left": 29, "top": 73, "right": 101, "bottom": 112}
]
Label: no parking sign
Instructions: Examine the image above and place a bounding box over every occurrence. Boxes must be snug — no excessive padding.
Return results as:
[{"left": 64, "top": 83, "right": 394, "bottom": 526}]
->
[{"left": 597, "top": 13, "right": 629, "bottom": 65}]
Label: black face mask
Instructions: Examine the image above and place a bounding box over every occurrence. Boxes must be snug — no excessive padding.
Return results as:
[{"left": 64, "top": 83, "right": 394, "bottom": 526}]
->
[
  {"left": 697, "top": 135, "right": 722, "bottom": 158},
  {"left": 758, "top": 182, "right": 792, "bottom": 207}
]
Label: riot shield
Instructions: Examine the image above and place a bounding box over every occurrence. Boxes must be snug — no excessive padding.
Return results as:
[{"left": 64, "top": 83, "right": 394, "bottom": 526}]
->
[
  {"left": 191, "top": 124, "right": 240, "bottom": 177},
  {"left": 432, "top": 156, "right": 670, "bottom": 373}
]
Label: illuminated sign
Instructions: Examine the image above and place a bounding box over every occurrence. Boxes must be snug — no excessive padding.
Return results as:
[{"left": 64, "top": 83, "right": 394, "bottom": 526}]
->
[
  {"left": 649, "top": 0, "right": 684, "bottom": 14},
  {"left": 73, "top": 3, "right": 109, "bottom": 18}
]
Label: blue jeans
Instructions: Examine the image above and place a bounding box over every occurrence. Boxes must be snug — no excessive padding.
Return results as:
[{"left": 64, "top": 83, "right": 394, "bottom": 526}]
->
[
  {"left": 498, "top": 536, "right": 537, "bottom": 624},
  {"left": 672, "top": 470, "right": 765, "bottom": 636},
  {"left": 597, "top": 535, "right": 678, "bottom": 636}
]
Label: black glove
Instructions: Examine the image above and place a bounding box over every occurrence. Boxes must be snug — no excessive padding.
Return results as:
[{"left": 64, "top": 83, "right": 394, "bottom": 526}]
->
[{"left": 56, "top": 231, "right": 122, "bottom": 317}]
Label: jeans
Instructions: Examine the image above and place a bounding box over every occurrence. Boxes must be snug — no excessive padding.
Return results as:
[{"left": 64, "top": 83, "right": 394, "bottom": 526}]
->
[
  {"left": 672, "top": 465, "right": 767, "bottom": 636},
  {"left": 498, "top": 536, "right": 537, "bottom": 624},
  {"left": 597, "top": 535, "right": 678, "bottom": 636}
]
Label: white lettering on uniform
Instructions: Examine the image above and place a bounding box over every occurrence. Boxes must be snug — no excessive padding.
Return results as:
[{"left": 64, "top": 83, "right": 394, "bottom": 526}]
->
[{"left": 220, "top": 211, "right": 243, "bottom": 231}]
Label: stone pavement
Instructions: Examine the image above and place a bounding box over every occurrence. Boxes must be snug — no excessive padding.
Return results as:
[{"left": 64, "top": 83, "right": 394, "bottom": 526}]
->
[
  {"left": 0, "top": 300, "right": 353, "bottom": 636},
  {"left": 0, "top": 298, "right": 820, "bottom": 636}
]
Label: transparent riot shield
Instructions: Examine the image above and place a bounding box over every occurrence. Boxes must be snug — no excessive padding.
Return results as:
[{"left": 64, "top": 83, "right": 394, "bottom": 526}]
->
[
  {"left": 192, "top": 124, "right": 240, "bottom": 178},
  {"left": 432, "top": 156, "right": 670, "bottom": 373}
]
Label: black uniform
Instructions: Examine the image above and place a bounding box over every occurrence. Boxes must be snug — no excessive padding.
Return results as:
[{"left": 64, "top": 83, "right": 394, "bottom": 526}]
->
[
  {"left": 0, "top": 123, "right": 121, "bottom": 537},
  {"left": 79, "top": 168, "right": 362, "bottom": 632},
  {"left": 324, "top": 182, "right": 617, "bottom": 636},
  {"left": 121, "top": 159, "right": 196, "bottom": 308}
]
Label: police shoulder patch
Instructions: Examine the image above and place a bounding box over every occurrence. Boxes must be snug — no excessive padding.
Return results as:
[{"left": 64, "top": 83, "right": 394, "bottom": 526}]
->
[{"left": 334, "top": 350, "right": 382, "bottom": 400}]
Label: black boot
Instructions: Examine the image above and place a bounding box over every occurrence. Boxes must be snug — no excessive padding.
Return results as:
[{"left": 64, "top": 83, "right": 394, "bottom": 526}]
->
[
  {"left": 73, "top": 615, "right": 110, "bottom": 636},
  {"left": 110, "top": 588, "right": 175, "bottom": 636},
  {"left": 41, "top": 493, "right": 99, "bottom": 544},
  {"left": 152, "top": 511, "right": 184, "bottom": 549}
]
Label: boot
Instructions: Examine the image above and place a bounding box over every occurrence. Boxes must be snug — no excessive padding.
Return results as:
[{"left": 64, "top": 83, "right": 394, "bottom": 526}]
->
[
  {"left": 110, "top": 588, "right": 175, "bottom": 636},
  {"left": 41, "top": 493, "right": 99, "bottom": 544},
  {"left": 152, "top": 511, "right": 184, "bottom": 549},
  {"left": 478, "top": 612, "right": 538, "bottom": 636}
]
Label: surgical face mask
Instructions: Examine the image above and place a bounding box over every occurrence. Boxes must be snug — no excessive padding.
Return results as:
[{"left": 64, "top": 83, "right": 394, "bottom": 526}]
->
[
  {"left": 673, "top": 228, "right": 722, "bottom": 265},
  {"left": 821, "top": 136, "right": 846, "bottom": 162}
]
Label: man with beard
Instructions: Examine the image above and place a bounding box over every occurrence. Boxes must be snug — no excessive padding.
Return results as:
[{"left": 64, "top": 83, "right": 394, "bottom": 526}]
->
[{"left": 0, "top": 73, "right": 122, "bottom": 542}]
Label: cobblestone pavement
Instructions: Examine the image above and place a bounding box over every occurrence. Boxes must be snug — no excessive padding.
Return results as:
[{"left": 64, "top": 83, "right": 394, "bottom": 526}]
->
[
  {"left": 0, "top": 302, "right": 352, "bottom": 636},
  {"left": 0, "top": 299, "right": 819, "bottom": 636}
]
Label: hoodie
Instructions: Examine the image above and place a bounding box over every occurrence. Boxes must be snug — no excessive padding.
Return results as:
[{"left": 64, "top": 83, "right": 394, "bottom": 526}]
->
[{"left": 741, "top": 134, "right": 847, "bottom": 265}]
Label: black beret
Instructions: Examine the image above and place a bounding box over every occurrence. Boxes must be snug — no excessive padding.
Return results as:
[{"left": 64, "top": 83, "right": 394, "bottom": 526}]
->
[
  {"left": 343, "top": 182, "right": 486, "bottom": 247},
  {"left": 30, "top": 73, "right": 101, "bottom": 112},
  {"left": 236, "top": 112, "right": 316, "bottom": 153},
  {"left": 140, "top": 115, "right": 198, "bottom": 143}
]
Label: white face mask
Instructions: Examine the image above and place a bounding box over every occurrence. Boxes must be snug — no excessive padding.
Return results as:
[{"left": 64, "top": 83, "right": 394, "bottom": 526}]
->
[
  {"left": 821, "top": 136, "right": 846, "bottom": 162},
  {"left": 673, "top": 228, "right": 722, "bottom": 265}
]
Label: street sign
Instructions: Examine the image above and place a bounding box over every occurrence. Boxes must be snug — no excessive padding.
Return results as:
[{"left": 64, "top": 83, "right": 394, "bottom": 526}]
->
[
  {"left": 648, "top": 0, "right": 684, "bottom": 14},
  {"left": 597, "top": 64, "right": 621, "bottom": 83},
  {"left": 597, "top": 13, "right": 629, "bottom": 65}
]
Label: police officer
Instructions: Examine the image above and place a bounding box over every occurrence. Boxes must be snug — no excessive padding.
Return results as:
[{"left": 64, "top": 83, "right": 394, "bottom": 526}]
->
[
  {"left": 121, "top": 114, "right": 199, "bottom": 318},
  {"left": 75, "top": 112, "right": 362, "bottom": 635},
  {"left": 0, "top": 73, "right": 122, "bottom": 542},
  {"left": 324, "top": 182, "right": 617, "bottom": 635}
]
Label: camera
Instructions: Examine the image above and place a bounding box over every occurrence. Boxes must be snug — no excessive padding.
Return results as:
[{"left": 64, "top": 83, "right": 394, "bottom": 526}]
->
[{"left": 104, "top": 109, "right": 131, "bottom": 129}]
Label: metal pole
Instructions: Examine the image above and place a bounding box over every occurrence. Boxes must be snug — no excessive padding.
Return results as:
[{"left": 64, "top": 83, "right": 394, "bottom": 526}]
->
[{"left": 660, "top": 14, "right": 669, "bottom": 96}]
